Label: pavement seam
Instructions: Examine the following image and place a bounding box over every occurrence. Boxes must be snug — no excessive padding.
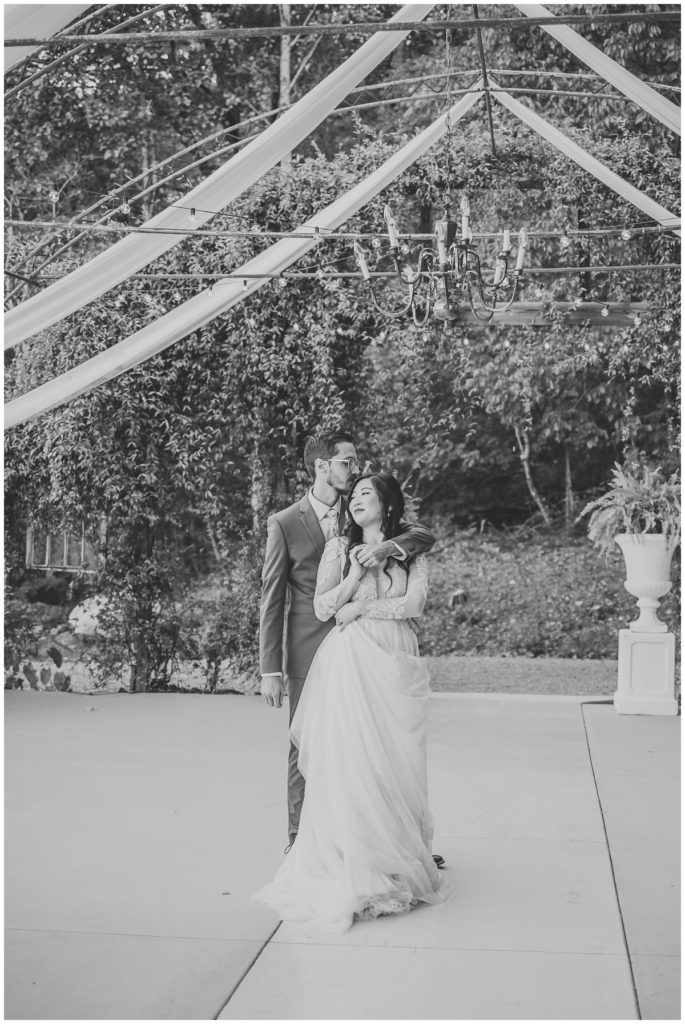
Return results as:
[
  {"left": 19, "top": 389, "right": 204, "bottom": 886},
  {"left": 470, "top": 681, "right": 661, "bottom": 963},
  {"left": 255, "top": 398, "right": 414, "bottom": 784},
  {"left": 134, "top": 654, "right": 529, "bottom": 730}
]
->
[
  {"left": 580, "top": 700, "right": 642, "bottom": 1021},
  {"left": 212, "top": 920, "right": 282, "bottom": 1020},
  {"left": 269, "top": 941, "right": 632, "bottom": 955}
]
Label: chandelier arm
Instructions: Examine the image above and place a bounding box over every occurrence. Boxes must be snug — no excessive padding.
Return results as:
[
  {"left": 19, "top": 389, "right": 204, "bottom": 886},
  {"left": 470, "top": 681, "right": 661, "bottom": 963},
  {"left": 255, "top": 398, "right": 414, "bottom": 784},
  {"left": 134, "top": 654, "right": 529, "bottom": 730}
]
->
[
  {"left": 366, "top": 280, "right": 415, "bottom": 320},
  {"left": 465, "top": 279, "right": 496, "bottom": 322},
  {"left": 468, "top": 271, "right": 522, "bottom": 314}
]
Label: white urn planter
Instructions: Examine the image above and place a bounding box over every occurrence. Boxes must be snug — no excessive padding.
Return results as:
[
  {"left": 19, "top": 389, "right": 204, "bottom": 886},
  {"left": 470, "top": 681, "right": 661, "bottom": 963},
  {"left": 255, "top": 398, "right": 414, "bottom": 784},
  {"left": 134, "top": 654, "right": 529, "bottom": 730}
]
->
[{"left": 614, "top": 533, "right": 678, "bottom": 716}]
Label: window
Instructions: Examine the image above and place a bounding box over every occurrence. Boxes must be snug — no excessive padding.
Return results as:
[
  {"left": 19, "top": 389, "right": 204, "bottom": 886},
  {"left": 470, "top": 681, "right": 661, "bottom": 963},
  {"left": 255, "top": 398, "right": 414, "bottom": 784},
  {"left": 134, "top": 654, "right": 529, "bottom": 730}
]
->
[{"left": 26, "top": 516, "right": 105, "bottom": 574}]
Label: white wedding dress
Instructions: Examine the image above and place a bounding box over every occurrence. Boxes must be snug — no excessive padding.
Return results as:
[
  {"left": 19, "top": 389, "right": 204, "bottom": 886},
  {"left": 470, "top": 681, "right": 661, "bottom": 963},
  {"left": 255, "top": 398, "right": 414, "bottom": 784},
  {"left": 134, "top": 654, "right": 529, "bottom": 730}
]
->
[{"left": 254, "top": 538, "right": 449, "bottom": 932}]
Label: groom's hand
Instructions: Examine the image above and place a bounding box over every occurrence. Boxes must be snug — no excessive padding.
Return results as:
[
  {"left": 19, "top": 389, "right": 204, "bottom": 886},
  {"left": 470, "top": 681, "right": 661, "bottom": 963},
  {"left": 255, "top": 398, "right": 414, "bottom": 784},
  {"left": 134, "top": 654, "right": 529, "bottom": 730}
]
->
[
  {"left": 355, "top": 540, "right": 396, "bottom": 567},
  {"left": 261, "top": 674, "right": 284, "bottom": 708}
]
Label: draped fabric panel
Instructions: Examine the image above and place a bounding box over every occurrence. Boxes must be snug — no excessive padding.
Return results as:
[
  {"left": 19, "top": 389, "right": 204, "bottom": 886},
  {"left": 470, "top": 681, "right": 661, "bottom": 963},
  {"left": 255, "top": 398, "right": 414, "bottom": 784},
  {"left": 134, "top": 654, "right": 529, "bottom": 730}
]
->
[
  {"left": 512, "top": 3, "right": 681, "bottom": 135},
  {"left": 4, "top": 3, "right": 435, "bottom": 350},
  {"left": 4, "top": 86, "right": 485, "bottom": 429},
  {"left": 4, "top": 4, "right": 90, "bottom": 71},
  {"left": 490, "top": 78, "right": 680, "bottom": 231}
]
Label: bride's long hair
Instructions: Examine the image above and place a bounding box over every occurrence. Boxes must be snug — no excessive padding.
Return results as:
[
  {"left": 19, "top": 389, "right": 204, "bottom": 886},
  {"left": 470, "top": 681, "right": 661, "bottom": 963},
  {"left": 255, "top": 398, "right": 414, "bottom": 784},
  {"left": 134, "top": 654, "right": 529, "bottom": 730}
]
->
[{"left": 342, "top": 472, "right": 409, "bottom": 581}]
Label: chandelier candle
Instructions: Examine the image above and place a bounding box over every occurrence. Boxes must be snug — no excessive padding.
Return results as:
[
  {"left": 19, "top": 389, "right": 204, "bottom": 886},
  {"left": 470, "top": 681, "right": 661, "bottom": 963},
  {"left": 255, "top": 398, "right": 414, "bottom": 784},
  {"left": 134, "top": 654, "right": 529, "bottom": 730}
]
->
[
  {"left": 460, "top": 196, "right": 470, "bottom": 240},
  {"left": 384, "top": 204, "right": 400, "bottom": 249}
]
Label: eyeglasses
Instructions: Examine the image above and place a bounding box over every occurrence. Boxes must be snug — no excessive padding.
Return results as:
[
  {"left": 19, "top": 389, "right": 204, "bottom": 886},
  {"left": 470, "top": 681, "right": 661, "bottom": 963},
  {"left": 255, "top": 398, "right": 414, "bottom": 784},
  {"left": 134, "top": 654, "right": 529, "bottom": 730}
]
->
[{"left": 327, "top": 457, "right": 360, "bottom": 471}]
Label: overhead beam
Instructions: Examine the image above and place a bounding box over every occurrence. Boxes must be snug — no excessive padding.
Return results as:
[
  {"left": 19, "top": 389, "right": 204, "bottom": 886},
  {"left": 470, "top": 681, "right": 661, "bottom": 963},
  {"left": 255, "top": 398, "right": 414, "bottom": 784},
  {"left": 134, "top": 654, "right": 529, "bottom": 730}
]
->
[
  {"left": 4, "top": 11, "right": 680, "bottom": 49},
  {"left": 459, "top": 301, "right": 649, "bottom": 327}
]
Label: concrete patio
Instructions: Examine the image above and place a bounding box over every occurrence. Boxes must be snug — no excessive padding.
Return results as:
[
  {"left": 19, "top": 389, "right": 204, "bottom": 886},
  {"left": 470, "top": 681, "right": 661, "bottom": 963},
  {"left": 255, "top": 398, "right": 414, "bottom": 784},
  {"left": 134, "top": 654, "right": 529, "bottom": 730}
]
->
[{"left": 4, "top": 687, "right": 680, "bottom": 1020}]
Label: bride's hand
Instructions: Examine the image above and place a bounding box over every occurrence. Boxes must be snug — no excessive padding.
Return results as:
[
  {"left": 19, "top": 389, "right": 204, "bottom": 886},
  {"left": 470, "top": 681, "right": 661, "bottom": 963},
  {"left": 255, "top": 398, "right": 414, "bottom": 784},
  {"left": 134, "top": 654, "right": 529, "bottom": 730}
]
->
[
  {"left": 348, "top": 547, "right": 365, "bottom": 580},
  {"left": 335, "top": 601, "right": 363, "bottom": 630}
]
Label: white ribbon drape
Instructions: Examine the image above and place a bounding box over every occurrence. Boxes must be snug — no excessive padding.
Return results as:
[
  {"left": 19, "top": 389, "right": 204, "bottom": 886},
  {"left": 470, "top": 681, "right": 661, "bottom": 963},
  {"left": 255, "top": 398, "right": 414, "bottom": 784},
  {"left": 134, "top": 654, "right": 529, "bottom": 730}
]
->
[
  {"left": 4, "top": 2, "right": 435, "bottom": 350},
  {"left": 512, "top": 3, "right": 681, "bottom": 135},
  {"left": 5, "top": 85, "right": 484, "bottom": 429},
  {"left": 490, "top": 77, "right": 680, "bottom": 232}
]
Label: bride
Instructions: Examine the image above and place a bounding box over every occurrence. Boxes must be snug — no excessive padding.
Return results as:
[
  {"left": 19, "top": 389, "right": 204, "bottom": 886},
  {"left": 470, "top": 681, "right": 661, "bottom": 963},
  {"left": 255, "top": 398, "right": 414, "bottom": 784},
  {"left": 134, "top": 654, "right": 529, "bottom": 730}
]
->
[{"left": 254, "top": 471, "right": 448, "bottom": 932}]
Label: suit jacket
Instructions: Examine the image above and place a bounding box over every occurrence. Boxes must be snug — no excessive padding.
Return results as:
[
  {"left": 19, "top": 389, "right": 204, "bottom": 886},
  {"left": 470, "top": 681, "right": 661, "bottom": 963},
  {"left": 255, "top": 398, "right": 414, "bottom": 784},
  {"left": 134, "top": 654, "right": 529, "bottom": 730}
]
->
[{"left": 259, "top": 494, "right": 435, "bottom": 679}]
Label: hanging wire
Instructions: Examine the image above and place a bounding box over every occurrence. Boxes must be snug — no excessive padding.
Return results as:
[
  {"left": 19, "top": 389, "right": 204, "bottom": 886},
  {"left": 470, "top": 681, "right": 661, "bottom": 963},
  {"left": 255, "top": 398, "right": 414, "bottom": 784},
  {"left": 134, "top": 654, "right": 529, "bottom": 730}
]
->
[
  {"left": 441, "top": 26, "right": 456, "bottom": 211},
  {"left": 472, "top": 5, "right": 497, "bottom": 156},
  {"left": 4, "top": 218, "right": 680, "bottom": 240}
]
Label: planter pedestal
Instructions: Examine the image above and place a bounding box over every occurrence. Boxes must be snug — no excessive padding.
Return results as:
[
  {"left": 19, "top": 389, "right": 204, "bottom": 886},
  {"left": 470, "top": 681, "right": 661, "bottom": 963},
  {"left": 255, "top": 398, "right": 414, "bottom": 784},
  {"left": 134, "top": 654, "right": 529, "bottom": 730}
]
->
[
  {"left": 613, "top": 534, "right": 678, "bottom": 716},
  {"left": 615, "top": 629, "right": 677, "bottom": 716}
]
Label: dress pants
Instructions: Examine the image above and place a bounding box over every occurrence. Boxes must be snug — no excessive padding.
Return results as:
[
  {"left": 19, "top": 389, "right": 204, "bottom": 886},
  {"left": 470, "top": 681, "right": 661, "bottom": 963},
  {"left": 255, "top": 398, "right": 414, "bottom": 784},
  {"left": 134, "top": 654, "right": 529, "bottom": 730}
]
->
[{"left": 286, "top": 674, "right": 307, "bottom": 844}]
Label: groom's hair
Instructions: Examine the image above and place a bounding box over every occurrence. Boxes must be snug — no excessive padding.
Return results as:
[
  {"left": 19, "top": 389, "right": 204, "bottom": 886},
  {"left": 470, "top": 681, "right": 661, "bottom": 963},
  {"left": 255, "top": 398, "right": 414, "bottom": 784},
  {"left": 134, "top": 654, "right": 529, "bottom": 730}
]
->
[{"left": 303, "top": 431, "right": 354, "bottom": 480}]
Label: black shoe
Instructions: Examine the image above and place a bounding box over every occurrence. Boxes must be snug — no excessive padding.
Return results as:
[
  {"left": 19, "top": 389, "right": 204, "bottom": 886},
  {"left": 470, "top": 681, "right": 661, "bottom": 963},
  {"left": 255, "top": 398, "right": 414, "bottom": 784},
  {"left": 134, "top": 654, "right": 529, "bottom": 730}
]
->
[{"left": 432, "top": 853, "right": 445, "bottom": 869}]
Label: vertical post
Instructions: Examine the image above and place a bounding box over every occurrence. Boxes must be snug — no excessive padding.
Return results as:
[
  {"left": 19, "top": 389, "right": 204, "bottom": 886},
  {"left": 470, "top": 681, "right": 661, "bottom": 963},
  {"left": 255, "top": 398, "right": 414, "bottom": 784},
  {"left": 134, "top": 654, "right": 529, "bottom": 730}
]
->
[{"left": 280, "top": 4, "right": 291, "bottom": 168}]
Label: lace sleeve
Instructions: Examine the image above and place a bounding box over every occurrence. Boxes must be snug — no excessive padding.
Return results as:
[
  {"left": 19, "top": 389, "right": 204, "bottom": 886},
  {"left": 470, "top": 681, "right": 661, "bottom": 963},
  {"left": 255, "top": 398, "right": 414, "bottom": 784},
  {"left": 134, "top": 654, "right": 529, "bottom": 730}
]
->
[
  {"left": 313, "top": 538, "right": 360, "bottom": 621},
  {"left": 361, "top": 554, "right": 428, "bottom": 620}
]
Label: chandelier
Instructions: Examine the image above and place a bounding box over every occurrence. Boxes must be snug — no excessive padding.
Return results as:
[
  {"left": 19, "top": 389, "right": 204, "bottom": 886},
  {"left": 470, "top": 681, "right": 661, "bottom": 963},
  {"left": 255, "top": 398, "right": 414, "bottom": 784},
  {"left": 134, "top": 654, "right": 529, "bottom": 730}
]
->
[{"left": 353, "top": 197, "right": 528, "bottom": 325}]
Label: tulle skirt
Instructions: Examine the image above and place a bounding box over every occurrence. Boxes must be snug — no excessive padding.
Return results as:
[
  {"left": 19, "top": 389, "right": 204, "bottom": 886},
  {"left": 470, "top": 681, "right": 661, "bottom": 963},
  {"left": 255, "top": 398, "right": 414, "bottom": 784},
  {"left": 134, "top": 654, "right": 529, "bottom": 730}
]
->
[{"left": 253, "top": 617, "right": 449, "bottom": 932}]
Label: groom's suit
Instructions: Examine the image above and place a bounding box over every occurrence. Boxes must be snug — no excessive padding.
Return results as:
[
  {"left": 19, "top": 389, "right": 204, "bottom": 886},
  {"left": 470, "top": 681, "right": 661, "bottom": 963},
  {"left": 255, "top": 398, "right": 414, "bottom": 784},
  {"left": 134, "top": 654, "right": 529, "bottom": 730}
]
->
[{"left": 260, "top": 492, "right": 435, "bottom": 843}]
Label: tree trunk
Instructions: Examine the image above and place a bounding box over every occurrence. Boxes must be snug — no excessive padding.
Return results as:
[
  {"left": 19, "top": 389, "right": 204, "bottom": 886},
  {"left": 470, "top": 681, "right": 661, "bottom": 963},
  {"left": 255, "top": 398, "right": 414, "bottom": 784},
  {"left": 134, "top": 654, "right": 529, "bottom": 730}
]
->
[
  {"left": 279, "top": 4, "right": 291, "bottom": 168},
  {"left": 564, "top": 444, "right": 575, "bottom": 531},
  {"left": 130, "top": 520, "right": 155, "bottom": 692},
  {"left": 132, "top": 633, "right": 149, "bottom": 693},
  {"left": 513, "top": 423, "right": 552, "bottom": 527}
]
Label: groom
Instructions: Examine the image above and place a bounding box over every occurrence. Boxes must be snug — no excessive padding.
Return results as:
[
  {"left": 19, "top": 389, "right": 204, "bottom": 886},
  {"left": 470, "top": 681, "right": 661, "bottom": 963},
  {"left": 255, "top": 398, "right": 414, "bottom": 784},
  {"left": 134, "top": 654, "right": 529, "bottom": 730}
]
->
[{"left": 259, "top": 430, "right": 441, "bottom": 862}]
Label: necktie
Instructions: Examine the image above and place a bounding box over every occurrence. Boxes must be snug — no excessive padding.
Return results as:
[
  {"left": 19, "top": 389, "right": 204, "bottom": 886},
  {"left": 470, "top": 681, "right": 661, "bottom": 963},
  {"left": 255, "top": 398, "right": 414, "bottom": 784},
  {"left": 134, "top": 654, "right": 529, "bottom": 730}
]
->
[{"left": 326, "top": 508, "right": 339, "bottom": 539}]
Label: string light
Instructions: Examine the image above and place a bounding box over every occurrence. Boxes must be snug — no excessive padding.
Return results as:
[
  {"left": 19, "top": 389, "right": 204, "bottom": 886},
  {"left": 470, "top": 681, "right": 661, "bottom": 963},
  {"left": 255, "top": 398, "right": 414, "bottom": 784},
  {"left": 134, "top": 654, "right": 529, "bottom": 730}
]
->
[
  {"left": 601, "top": 304, "right": 610, "bottom": 317},
  {"left": 188, "top": 207, "right": 197, "bottom": 224},
  {"left": 559, "top": 233, "right": 570, "bottom": 250},
  {"left": 633, "top": 313, "right": 642, "bottom": 327},
  {"left": 371, "top": 237, "right": 382, "bottom": 250},
  {"left": 621, "top": 228, "right": 632, "bottom": 241},
  {"left": 242, "top": 279, "right": 248, "bottom": 291},
  {"left": 120, "top": 202, "right": 131, "bottom": 215},
  {"left": 48, "top": 190, "right": 59, "bottom": 204}
]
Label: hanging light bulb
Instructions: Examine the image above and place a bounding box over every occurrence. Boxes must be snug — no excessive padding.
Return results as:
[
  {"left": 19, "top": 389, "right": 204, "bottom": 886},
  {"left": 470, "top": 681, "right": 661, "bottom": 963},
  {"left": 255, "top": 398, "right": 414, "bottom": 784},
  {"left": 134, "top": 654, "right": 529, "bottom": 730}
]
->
[
  {"left": 621, "top": 228, "right": 632, "bottom": 241},
  {"left": 559, "top": 233, "right": 570, "bottom": 250},
  {"left": 120, "top": 201, "right": 130, "bottom": 215},
  {"left": 371, "top": 237, "right": 382, "bottom": 250},
  {"left": 601, "top": 304, "right": 610, "bottom": 317},
  {"left": 48, "top": 189, "right": 59, "bottom": 204},
  {"left": 188, "top": 207, "right": 197, "bottom": 224},
  {"left": 242, "top": 279, "right": 248, "bottom": 292},
  {"left": 278, "top": 276, "right": 288, "bottom": 288},
  {"left": 633, "top": 312, "right": 642, "bottom": 327}
]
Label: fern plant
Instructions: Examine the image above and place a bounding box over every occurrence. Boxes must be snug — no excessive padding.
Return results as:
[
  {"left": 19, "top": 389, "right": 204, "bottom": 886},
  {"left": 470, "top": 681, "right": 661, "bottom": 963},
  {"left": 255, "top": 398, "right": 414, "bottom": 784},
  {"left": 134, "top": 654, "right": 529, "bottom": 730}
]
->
[{"left": 578, "top": 462, "right": 681, "bottom": 557}]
